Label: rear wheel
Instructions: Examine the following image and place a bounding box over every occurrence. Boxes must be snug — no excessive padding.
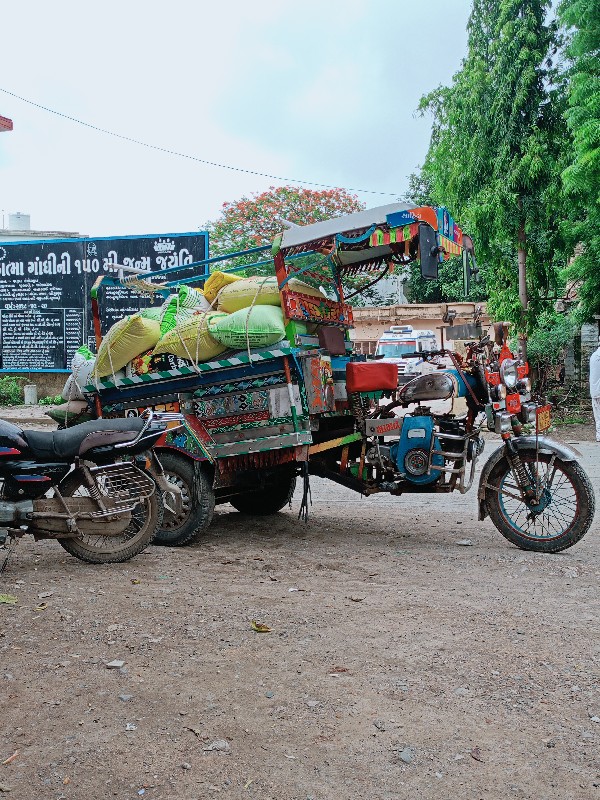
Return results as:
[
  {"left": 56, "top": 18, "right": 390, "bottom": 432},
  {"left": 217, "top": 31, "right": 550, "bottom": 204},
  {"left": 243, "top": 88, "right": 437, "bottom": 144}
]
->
[
  {"left": 230, "top": 471, "right": 296, "bottom": 515},
  {"left": 154, "top": 452, "right": 215, "bottom": 546},
  {"left": 485, "top": 451, "right": 595, "bottom": 553},
  {"left": 58, "top": 469, "right": 161, "bottom": 564}
]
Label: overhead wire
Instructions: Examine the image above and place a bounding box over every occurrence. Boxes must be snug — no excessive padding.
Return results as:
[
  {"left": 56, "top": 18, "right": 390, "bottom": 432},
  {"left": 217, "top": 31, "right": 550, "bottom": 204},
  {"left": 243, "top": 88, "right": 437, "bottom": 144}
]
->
[{"left": 0, "top": 87, "right": 399, "bottom": 198}]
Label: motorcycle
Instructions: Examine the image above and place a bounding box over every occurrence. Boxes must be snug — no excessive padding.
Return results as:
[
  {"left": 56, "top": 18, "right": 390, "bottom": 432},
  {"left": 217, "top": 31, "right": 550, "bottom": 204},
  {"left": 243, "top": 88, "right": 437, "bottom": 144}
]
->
[
  {"left": 0, "top": 410, "right": 183, "bottom": 564},
  {"left": 339, "top": 324, "right": 595, "bottom": 553}
]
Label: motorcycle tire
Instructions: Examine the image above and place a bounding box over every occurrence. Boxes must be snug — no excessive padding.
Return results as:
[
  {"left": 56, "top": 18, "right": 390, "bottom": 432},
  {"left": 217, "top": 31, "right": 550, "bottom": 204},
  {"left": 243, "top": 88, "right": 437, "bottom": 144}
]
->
[
  {"left": 153, "top": 452, "right": 215, "bottom": 546},
  {"left": 485, "top": 450, "right": 595, "bottom": 553},
  {"left": 230, "top": 472, "right": 296, "bottom": 515},
  {"left": 58, "top": 469, "right": 162, "bottom": 564}
]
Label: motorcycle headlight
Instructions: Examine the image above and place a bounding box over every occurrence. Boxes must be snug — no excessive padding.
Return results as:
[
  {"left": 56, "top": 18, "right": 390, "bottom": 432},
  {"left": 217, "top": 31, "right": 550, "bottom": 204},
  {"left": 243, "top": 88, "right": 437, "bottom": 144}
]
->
[{"left": 500, "top": 359, "right": 518, "bottom": 390}]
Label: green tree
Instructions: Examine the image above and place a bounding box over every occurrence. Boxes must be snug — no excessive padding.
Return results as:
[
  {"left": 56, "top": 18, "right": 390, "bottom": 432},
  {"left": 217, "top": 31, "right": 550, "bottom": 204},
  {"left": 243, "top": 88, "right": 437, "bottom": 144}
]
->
[
  {"left": 205, "top": 185, "right": 364, "bottom": 273},
  {"left": 558, "top": 0, "right": 600, "bottom": 321},
  {"left": 419, "top": 0, "right": 569, "bottom": 353}
]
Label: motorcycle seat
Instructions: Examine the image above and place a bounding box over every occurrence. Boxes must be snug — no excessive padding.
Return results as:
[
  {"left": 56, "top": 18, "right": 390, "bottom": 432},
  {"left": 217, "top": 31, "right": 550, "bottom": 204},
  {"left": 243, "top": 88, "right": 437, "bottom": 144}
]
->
[{"left": 23, "top": 418, "right": 146, "bottom": 461}]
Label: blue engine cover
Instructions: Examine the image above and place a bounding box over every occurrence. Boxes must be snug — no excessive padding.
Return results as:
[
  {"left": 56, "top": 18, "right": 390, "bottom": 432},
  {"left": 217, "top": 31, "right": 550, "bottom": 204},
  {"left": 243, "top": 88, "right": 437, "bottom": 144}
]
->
[{"left": 390, "top": 415, "right": 444, "bottom": 485}]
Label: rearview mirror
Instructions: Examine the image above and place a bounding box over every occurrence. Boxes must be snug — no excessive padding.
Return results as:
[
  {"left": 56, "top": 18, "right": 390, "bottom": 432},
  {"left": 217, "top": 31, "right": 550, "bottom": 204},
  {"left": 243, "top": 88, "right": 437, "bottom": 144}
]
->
[{"left": 418, "top": 223, "right": 440, "bottom": 280}]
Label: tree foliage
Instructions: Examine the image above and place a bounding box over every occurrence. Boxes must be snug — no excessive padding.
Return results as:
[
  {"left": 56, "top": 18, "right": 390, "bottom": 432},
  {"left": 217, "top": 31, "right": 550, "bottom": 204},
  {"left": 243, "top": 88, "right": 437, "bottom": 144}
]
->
[
  {"left": 526, "top": 309, "right": 577, "bottom": 393},
  {"left": 206, "top": 186, "right": 364, "bottom": 274},
  {"left": 418, "top": 0, "right": 569, "bottom": 334},
  {"left": 558, "top": 0, "right": 600, "bottom": 321}
]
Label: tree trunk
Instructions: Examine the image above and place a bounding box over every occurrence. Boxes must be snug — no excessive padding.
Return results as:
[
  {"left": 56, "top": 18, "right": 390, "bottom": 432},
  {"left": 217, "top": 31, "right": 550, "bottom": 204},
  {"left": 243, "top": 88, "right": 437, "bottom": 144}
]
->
[{"left": 517, "top": 220, "right": 528, "bottom": 361}]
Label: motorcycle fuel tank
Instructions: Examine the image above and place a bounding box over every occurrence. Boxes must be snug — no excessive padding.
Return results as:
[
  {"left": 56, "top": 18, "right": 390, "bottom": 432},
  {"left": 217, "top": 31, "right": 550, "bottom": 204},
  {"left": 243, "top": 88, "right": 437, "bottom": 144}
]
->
[
  {"left": 399, "top": 372, "right": 454, "bottom": 404},
  {"left": 389, "top": 415, "right": 444, "bottom": 485}
]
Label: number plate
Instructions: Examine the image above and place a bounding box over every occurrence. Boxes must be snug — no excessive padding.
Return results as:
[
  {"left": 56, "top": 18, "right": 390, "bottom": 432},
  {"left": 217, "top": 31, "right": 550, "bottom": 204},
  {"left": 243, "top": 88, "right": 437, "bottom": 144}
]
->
[{"left": 536, "top": 404, "right": 551, "bottom": 433}]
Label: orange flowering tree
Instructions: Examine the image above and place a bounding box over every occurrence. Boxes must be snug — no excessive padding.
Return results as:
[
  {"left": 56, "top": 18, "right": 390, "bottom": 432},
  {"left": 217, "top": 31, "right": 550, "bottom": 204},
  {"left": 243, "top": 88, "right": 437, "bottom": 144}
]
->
[{"left": 206, "top": 185, "right": 364, "bottom": 273}]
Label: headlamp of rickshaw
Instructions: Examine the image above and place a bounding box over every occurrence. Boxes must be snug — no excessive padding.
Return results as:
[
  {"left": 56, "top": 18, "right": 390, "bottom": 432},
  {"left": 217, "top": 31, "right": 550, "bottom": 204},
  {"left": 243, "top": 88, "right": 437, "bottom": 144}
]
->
[
  {"left": 519, "top": 402, "right": 537, "bottom": 424},
  {"left": 494, "top": 412, "right": 512, "bottom": 434},
  {"left": 500, "top": 359, "right": 519, "bottom": 390}
]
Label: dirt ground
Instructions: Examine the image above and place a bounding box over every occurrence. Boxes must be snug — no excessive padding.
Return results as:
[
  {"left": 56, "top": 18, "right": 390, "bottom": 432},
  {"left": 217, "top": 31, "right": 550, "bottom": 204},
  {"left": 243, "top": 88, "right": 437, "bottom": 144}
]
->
[{"left": 0, "top": 420, "right": 599, "bottom": 800}]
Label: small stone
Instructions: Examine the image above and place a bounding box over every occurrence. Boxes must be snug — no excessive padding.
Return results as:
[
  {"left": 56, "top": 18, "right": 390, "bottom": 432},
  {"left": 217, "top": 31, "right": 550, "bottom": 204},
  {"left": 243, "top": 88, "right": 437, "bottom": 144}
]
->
[
  {"left": 435, "top": 772, "right": 443, "bottom": 779},
  {"left": 306, "top": 700, "right": 319, "bottom": 708},
  {"left": 38, "top": 591, "right": 53, "bottom": 599},
  {"left": 590, "top": 716, "right": 600, "bottom": 723},
  {"left": 454, "top": 687, "right": 469, "bottom": 696},
  {"left": 106, "top": 660, "right": 125, "bottom": 669},
  {"left": 181, "top": 762, "right": 192, "bottom": 770},
  {"left": 203, "top": 739, "right": 230, "bottom": 753},
  {"left": 399, "top": 747, "right": 413, "bottom": 764},
  {"left": 455, "top": 539, "right": 473, "bottom": 546},
  {"left": 125, "top": 723, "right": 137, "bottom": 731},
  {"left": 119, "top": 694, "right": 133, "bottom": 702},
  {"left": 265, "top": 691, "right": 274, "bottom": 699},
  {"left": 373, "top": 719, "right": 386, "bottom": 732}
]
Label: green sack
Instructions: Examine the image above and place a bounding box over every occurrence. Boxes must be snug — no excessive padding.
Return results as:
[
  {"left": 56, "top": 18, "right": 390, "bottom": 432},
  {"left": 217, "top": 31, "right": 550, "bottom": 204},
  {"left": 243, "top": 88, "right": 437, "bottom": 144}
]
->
[
  {"left": 75, "top": 344, "right": 95, "bottom": 361},
  {"left": 46, "top": 400, "right": 95, "bottom": 427},
  {"left": 178, "top": 285, "right": 210, "bottom": 310},
  {"left": 140, "top": 306, "right": 163, "bottom": 322},
  {"left": 160, "top": 287, "right": 211, "bottom": 335},
  {"left": 207, "top": 306, "right": 286, "bottom": 350}
]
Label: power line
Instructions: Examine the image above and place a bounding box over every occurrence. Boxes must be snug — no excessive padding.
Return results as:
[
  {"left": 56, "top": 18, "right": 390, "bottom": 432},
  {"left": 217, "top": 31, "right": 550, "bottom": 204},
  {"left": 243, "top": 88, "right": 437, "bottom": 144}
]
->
[{"left": 0, "top": 87, "right": 399, "bottom": 198}]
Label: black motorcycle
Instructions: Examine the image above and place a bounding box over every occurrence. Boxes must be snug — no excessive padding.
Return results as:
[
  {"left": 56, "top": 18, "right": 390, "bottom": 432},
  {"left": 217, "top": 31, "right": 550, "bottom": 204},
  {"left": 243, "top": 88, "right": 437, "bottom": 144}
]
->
[{"left": 0, "top": 410, "right": 181, "bottom": 564}]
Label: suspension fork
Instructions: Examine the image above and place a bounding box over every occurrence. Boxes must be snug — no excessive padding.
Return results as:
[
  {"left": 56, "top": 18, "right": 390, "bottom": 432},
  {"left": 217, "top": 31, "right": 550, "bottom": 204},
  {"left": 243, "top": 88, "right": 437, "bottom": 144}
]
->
[{"left": 501, "top": 434, "right": 536, "bottom": 502}]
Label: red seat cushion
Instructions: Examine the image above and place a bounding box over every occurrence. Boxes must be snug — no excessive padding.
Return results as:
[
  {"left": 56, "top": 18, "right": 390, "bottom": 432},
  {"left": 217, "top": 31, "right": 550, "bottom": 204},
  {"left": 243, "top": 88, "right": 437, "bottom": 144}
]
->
[{"left": 346, "top": 362, "right": 398, "bottom": 393}]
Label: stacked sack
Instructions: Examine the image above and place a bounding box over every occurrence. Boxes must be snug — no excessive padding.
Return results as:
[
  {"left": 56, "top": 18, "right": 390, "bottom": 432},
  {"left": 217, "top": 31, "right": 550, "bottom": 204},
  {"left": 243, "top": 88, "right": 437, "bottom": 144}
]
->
[
  {"left": 134, "top": 272, "right": 324, "bottom": 369},
  {"left": 90, "top": 272, "right": 327, "bottom": 380}
]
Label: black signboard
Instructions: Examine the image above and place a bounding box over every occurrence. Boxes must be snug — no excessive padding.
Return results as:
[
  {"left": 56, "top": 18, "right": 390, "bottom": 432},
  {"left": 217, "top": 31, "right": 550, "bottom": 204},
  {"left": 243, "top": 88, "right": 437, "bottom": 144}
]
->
[{"left": 0, "top": 232, "right": 207, "bottom": 372}]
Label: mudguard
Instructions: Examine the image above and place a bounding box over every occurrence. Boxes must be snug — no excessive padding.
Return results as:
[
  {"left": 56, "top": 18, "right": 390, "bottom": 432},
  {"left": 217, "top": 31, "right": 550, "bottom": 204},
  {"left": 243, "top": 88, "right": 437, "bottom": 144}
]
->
[{"left": 477, "top": 436, "right": 581, "bottom": 521}]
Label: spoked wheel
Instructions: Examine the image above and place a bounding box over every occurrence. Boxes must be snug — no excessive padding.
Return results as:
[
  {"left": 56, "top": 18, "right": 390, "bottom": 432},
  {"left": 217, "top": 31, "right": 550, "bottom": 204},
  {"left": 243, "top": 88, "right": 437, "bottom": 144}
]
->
[
  {"left": 153, "top": 452, "right": 215, "bottom": 546},
  {"left": 485, "top": 451, "right": 595, "bottom": 553},
  {"left": 57, "top": 469, "right": 162, "bottom": 564}
]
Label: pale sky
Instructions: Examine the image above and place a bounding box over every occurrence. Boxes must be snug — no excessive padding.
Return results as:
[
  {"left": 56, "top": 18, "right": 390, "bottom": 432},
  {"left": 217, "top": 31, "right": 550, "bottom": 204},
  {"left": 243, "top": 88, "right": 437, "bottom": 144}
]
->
[{"left": 0, "top": 0, "right": 471, "bottom": 239}]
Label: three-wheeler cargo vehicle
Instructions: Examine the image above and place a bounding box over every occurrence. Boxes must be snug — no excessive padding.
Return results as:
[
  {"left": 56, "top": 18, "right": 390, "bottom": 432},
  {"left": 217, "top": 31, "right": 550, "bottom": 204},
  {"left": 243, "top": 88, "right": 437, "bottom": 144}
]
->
[{"left": 86, "top": 203, "right": 595, "bottom": 553}]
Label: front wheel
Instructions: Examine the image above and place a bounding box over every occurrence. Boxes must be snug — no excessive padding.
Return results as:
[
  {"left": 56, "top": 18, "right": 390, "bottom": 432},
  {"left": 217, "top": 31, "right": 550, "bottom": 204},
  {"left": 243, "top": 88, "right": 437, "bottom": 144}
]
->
[{"left": 485, "top": 451, "right": 595, "bottom": 553}]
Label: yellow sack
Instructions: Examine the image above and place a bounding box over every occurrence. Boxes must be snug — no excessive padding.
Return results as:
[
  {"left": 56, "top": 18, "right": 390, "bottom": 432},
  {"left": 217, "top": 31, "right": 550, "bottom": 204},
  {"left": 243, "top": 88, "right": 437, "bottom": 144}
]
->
[
  {"left": 203, "top": 270, "right": 242, "bottom": 304},
  {"left": 153, "top": 311, "right": 228, "bottom": 362},
  {"left": 217, "top": 276, "right": 326, "bottom": 313},
  {"left": 94, "top": 314, "right": 161, "bottom": 378}
]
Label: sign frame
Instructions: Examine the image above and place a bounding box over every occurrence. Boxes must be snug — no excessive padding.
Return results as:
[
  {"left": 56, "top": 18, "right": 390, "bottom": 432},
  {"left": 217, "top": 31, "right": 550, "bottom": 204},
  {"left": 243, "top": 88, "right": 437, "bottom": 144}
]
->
[{"left": 0, "top": 230, "right": 208, "bottom": 373}]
